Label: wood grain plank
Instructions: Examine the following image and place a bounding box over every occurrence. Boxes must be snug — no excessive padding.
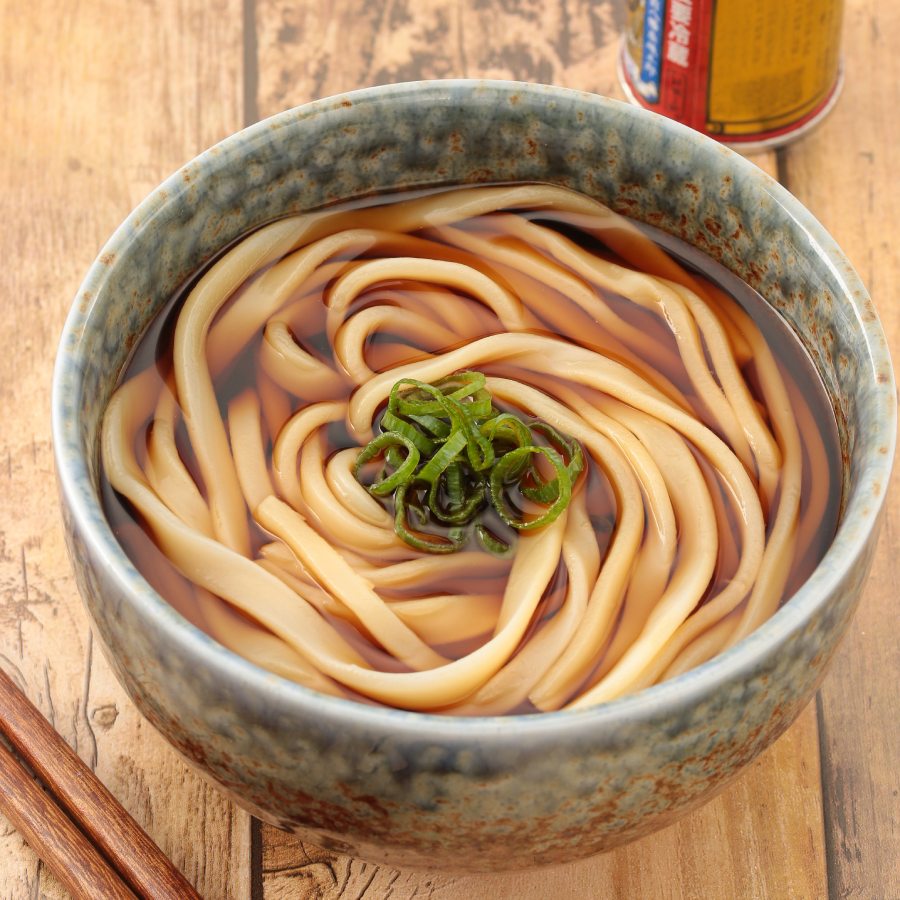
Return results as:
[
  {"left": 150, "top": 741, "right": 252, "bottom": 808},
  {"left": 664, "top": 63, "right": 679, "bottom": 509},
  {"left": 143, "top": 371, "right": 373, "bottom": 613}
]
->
[
  {"left": 0, "top": 0, "right": 250, "bottom": 897},
  {"left": 0, "top": 737, "right": 136, "bottom": 900},
  {"left": 255, "top": 0, "right": 626, "bottom": 115},
  {"left": 251, "top": 2, "right": 828, "bottom": 897},
  {"left": 779, "top": 2, "right": 900, "bottom": 897}
]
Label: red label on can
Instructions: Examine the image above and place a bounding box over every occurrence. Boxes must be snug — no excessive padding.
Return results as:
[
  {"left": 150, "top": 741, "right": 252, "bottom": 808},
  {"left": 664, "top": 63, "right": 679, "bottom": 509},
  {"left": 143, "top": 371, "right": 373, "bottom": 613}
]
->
[{"left": 620, "top": 0, "right": 844, "bottom": 148}]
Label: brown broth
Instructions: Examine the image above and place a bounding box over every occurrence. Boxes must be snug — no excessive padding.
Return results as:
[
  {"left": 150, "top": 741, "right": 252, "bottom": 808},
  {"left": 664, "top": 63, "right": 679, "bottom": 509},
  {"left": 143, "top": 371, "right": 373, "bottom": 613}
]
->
[{"left": 101, "top": 187, "right": 842, "bottom": 710}]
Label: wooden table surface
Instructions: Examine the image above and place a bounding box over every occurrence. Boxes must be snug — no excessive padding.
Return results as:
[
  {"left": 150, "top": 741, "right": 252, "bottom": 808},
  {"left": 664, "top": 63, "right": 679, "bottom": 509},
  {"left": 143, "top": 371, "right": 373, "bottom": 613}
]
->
[{"left": 1, "top": 1, "right": 897, "bottom": 897}]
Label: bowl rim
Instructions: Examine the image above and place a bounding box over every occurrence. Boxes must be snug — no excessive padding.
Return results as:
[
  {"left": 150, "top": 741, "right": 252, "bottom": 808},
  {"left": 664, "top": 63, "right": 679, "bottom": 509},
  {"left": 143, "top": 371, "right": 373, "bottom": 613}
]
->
[{"left": 51, "top": 78, "right": 897, "bottom": 741}]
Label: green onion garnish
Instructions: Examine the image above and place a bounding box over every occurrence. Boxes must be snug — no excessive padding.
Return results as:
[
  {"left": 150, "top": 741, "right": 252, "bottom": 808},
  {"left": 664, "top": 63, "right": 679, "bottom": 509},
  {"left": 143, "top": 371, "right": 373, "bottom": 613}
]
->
[{"left": 353, "top": 371, "right": 584, "bottom": 556}]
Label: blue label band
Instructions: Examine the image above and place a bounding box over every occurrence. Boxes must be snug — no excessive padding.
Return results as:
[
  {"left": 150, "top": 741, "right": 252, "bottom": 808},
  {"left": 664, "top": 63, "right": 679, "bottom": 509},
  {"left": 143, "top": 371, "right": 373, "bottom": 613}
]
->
[{"left": 639, "top": 0, "right": 667, "bottom": 101}]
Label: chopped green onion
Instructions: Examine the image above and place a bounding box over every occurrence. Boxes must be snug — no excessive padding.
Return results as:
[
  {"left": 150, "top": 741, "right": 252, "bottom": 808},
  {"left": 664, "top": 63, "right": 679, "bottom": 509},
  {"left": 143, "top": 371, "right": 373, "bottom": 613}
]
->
[
  {"left": 428, "top": 469, "right": 486, "bottom": 524},
  {"left": 380, "top": 411, "right": 435, "bottom": 455},
  {"left": 418, "top": 430, "right": 468, "bottom": 483},
  {"left": 384, "top": 445, "right": 405, "bottom": 469},
  {"left": 408, "top": 413, "right": 451, "bottom": 439},
  {"left": 353, "top": 433, "right": 419, "bottom": 497},
  {"left": 520, "top": 421, "right": 585, "bottom": 503},
  {"left": 475, "top": 524, "right": 514, "bottom": 556},
  {"left": 354, "top": 371, "right": 583, "bottom": 554},
  {"left": 490, "top": 445, "right": 572, "bottom": 531},
  {"left": 394, "top": 484, "right": 467, "bottom": 553}
]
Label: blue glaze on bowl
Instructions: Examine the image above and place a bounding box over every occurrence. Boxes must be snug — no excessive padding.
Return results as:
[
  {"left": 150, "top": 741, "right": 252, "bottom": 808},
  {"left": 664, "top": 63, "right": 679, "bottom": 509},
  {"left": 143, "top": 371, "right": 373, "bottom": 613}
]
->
[{"left": 51, "top": 81, "right": 895, "bottom": 870}]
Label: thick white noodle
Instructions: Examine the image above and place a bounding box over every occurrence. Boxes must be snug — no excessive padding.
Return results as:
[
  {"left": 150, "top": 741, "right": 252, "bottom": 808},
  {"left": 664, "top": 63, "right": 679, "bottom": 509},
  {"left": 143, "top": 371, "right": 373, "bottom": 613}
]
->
[{"left": 102, "top": 183, "right": 805, "bottom": 714}]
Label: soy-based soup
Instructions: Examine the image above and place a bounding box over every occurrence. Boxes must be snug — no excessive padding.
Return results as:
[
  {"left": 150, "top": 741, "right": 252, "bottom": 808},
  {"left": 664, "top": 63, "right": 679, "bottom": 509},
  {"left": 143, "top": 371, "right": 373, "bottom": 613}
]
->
[{"left": 101, "top": 184, "right": 840, "bottom": 714}]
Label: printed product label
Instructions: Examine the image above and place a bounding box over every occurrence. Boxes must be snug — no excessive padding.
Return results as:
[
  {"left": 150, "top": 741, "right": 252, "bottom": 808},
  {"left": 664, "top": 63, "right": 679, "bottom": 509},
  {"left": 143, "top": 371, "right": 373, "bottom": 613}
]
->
[{"left": 621, "top": 0, "right": 843, "bottom": 144}]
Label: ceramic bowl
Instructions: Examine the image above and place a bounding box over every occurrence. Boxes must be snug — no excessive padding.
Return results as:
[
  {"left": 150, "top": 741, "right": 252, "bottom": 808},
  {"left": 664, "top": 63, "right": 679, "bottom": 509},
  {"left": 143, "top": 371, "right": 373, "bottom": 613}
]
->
[{"left": 52, "top": 80, "right": 895, "bottom": 870}]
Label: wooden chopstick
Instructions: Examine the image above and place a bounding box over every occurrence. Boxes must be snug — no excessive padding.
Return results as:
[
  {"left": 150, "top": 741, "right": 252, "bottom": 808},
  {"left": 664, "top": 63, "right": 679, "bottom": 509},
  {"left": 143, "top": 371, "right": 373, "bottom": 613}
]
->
[
  {"left": 0, "top": 666, "right": 201, "bottom": 899},
  {"left": 0, "top": 738, "right": 136, "bottom": 899}
]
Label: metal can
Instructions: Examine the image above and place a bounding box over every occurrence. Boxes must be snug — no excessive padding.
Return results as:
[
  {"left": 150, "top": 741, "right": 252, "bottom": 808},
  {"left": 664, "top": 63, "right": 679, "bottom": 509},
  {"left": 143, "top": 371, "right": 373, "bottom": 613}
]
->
[{"left": 618, "top": 0, "right": 844, "bottom": 149}]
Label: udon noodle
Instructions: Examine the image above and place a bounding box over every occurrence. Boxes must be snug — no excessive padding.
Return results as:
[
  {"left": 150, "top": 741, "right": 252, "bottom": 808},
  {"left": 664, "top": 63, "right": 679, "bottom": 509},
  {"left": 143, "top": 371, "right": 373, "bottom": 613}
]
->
[{"left": 101, "top": 184, "right": 838, "bottom": 714}]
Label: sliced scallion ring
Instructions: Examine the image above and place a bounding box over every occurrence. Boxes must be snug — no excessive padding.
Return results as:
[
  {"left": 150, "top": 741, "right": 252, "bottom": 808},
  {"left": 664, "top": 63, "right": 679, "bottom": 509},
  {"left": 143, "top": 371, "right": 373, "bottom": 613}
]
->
[{"left": 354, "top": 371, "right": 582, "bottom": 553}]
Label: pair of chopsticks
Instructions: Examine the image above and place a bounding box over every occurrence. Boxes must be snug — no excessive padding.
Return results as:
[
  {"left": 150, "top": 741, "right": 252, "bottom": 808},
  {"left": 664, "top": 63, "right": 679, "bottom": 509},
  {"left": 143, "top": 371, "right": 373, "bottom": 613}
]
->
[{"left": 0, "top": 665, "right": 201, "bottom": 899}]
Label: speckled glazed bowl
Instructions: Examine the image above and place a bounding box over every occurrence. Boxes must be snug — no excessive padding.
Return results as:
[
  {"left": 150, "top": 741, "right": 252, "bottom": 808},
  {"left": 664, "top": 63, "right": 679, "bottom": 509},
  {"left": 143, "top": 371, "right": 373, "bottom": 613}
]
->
[{"left": 52, "top": 81, "right": 895, "bottom": 871}]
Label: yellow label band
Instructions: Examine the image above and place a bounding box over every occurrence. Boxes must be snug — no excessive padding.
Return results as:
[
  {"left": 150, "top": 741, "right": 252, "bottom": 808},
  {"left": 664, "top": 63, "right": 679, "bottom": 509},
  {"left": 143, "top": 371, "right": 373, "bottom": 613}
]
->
[{"left": 706, "top": 0, "right": 843, "bottom": 135}]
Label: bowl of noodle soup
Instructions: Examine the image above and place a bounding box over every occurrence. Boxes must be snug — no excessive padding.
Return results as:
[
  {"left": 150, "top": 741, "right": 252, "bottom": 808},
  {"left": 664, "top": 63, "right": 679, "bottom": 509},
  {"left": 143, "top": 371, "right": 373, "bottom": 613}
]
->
[{"left": 52, "top": 81, "right": 895, "bottom": 869}]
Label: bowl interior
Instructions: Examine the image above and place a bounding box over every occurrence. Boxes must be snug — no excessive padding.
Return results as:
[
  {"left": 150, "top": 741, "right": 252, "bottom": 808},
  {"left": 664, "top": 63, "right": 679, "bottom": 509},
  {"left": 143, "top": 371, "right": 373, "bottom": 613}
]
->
[{"left": 54, "top": 80, "right": 896, "bottom": 722}]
